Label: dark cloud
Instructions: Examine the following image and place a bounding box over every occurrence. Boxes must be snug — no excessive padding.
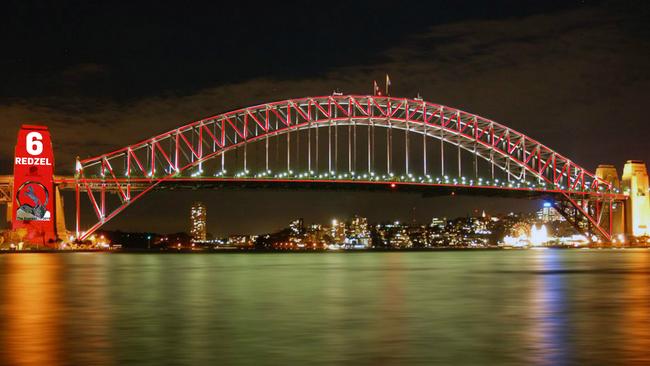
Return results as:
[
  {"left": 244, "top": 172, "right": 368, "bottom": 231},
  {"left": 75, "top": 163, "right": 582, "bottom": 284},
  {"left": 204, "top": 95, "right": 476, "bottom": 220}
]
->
[{"left": 1, "top": 1, "right": 648, "bottom": 235}]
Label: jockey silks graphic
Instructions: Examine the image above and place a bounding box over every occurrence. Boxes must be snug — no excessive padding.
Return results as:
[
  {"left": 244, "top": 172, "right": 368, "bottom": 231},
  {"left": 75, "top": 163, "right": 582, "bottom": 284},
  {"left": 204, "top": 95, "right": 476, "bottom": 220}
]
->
[{"left": 12, "top": 125, "right": 57, "bottom": 242}]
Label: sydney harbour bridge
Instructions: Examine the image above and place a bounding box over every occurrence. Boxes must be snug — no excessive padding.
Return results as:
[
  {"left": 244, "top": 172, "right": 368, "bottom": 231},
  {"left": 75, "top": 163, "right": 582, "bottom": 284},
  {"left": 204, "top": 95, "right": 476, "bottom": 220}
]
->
[{"left": 2, "top": 94, "right": 648, "bottom": 244}]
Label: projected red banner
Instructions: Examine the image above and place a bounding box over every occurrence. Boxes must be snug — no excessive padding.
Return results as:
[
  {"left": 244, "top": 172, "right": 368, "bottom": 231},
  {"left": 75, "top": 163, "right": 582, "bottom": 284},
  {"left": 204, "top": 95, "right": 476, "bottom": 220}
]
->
[{"left": 12, "top": 125, "right": 57, "bottom": 244}]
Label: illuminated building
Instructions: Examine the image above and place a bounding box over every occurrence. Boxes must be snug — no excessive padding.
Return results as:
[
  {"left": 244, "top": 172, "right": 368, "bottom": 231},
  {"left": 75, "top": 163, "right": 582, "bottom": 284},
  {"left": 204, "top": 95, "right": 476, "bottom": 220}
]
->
[
  {"left": 349, "top": 215, "right": 369, "bottom": 236},
  {"left": 190, "top": 202, "right": 207, "bottom": 242},
  {"left": 305, "top": 224, "right": 328, "bottom": 248},
  {"left": 530, "top": 224, "right": 550, "bottom": 246},
  {"left": 347, "top": 215, "right": 371, "bottom": 248},
  {"left": 622, "top": 161, "right": 650, "bottom": 237},
  {"left": 330, "top": 219, "right": 346, "bottom": 243},
  {"left": 390, "top": 226, "right": 412, "bottom": 248},
  {"left": 430, "top": 217, "right": 446, "bottom": 230},
  {"left": 289, "top": 218, "right": 305, "bottom": 236},
  {"left": 227, "top": 235, "right": 256, "bottom": 248},
  {"left": 536, "top": 202, "right": 564, "bottom": 223}
]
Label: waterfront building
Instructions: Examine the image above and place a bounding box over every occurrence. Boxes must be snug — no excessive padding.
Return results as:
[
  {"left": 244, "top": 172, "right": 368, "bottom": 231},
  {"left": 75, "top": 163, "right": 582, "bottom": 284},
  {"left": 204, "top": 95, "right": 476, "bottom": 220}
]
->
[
  {"left": 536, "top": 202, "right": 564, "bottom": 223},
  {"left": 289, "top": 218, "right": 305, "bottom": 236},
  {"left": 347, "top": 215, "right": 371, "bottom": 248},
  {"left": 190, "top": 202, "right": 207, "bottom": 242},
  {"left": 622, "top": 160, "right": 650, "bottom": 236},
  {"left": 430, "top": 217, "right": 446, "bottom": 230},
  {"left": 331, "top": 219, "right": 346, "bottom": 244}
]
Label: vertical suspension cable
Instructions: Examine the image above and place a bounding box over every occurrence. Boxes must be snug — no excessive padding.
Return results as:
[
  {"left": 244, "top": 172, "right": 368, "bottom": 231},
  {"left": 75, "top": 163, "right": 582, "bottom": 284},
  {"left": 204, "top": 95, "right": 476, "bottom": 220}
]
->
[
  {"left": 474, "top": 143, "right": 478, "bottom": 179},
  {"left": 334, "top": 118, "right": 338, "bottom": 173},
  {"left": 275, "top": 118, "right": 279, "bottom": 171},
  {"left": 386, "top": 125, "right": 390, "bottom": 174},
  {"left": 353, "top": 122, "right": 357, "bottom": 173},
  {"left": 371, "top": 121, "right": 375, "bottom": 173},
  {"left": 328, "top": 116, "right": 332, "bottom": 172},
  {"left": 234, "top": 132, "right": 238, "bottom": 173},
  {"left": 265, "top": 134, "right": 269, "bottom": 172},
  {"left": 491, "top": 150, "right": 495, "bottom": 180},
  {"left": 440, "top": 129, "right": 445, "bottom": 176},
  {"left": 405, "top": 123, "right": 409, "bottom": 175},
  {"left": 348, "top": 124, "right": 352, "bottom": 173},
  {"left": 296, "top": 112, "right": 300, "bottom": 171},
  {"left": 521, "top": 143, "right": 526, "bottom": 182},
  {"left": 457, "top": 142, "right": 461, "bottom": 178},
  {"left": 367, "top": 121, "right": 371, "bottom": 173},
  {"left": 244, "top": 121, "right": 249, "bottom": 173},
  {"left": 213, "top": 123, "right": 217, "bottom": 173},
  {"left": 423, "top": 123, "right": 427, "bottom": 176}
]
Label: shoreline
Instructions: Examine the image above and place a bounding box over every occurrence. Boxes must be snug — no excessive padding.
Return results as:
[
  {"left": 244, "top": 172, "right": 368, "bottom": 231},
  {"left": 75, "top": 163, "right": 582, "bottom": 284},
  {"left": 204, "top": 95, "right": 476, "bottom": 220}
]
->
[{"left": 1, "top": 246, "right": 648, "bottom": 254}]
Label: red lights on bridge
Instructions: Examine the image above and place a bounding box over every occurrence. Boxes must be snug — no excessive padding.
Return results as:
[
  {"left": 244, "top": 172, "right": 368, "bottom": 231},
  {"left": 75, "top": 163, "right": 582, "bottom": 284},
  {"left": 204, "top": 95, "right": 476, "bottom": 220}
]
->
[{"left": 70, "top": 94, "right": 618, "bottom": 242}]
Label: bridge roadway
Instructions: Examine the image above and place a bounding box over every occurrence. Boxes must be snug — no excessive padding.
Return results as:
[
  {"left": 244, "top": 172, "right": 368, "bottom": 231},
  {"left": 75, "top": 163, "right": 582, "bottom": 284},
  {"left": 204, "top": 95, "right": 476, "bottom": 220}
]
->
[
  {"left": 0, "top": 173, "right": 629, "bottom": 244},
  {"left": 0, "top": 174, "right": 626, "bottom": 203},
  {"left": 0, "top": 175, "right": 150, "bottom": 204}
]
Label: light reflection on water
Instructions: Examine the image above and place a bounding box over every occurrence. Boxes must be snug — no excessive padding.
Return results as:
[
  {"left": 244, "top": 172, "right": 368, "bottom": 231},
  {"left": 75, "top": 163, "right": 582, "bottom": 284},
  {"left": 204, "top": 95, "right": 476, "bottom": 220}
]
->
[
  {"left": 527, "top": 251, "right": 569, "bottom": 366},
  {"left": 0, "top": 250, "right": 648, "bottom": 365}
]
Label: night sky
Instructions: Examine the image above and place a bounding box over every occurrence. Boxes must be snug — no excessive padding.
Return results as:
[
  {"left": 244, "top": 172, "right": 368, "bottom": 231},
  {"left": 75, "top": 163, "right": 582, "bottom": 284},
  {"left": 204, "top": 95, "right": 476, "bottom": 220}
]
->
[{"left": 1, "top": 1, "right": 649, "bottom": 236}]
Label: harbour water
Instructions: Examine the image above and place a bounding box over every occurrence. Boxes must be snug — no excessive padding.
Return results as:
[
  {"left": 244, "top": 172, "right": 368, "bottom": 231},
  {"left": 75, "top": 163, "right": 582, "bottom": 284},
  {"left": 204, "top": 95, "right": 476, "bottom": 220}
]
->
[{"left": 0, "top": 249, "right": 649, "bottom": 365}]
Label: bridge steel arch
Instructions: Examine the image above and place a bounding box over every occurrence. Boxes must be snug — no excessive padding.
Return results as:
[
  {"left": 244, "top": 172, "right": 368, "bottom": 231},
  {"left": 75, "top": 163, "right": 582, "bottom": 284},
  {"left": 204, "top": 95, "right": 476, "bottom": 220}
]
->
[{"left": 74, "top": 95, "right": 619, "bottom": 242}]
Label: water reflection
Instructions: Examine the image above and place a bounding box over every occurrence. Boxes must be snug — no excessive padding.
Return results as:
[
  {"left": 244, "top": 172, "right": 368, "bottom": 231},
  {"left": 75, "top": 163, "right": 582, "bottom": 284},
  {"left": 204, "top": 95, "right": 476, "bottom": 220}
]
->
[
  {"left": 622, "top": 252, "right": 650, "bottom": 364},
  {"left": 527, "top": 251, "right": 569, "bottom": 366},
  {"left": 374, "top": 253, "right": 408, "bottom": 365},
  {"left": 63, "top": 254, "right": 112, "bottom": 365},
  {"left": 0, "top": 254, "right": 63, "bottom": 366},
  {"left": 0, "top": 250, "right": 648, "bottom": 365}
]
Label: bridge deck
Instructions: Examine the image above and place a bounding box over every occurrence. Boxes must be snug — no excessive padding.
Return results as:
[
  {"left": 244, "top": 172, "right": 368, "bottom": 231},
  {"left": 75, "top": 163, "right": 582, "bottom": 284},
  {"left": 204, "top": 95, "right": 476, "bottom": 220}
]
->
[{"left": 0, "top": 175, "right": 626, "bottom": 202}]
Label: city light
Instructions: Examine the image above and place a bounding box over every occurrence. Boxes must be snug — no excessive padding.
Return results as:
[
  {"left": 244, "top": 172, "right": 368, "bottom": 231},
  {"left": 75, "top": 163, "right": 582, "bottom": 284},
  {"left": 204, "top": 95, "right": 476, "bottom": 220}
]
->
[
  {"left": 190, "top": 202, "right": 207, "bottom": 242},
  {"left": 530, "top": 224, "right": 549, "bottom": 246}
]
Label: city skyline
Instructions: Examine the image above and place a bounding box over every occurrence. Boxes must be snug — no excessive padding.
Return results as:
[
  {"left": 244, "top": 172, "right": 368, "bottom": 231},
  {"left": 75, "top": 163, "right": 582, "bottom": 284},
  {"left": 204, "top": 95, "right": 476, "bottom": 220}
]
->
[
  {"left": 119, "top": 201, "right": 586, "bottom": 251},
  {"left": 147, "top": 199, "right": 566, "bottom": 244},
  {"left": 129, "top": 196, "right": 548, "bottom": 238}
]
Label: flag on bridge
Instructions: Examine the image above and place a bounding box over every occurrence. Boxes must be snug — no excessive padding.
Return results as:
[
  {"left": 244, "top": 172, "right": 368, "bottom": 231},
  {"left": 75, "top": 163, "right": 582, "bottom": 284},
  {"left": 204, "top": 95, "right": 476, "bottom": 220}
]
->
[
  {"left": 385, "top": 74, "right": 391, "bottom": 96},
  {"left": 373, "top": 80, "right": 381, "bottom": 96}
]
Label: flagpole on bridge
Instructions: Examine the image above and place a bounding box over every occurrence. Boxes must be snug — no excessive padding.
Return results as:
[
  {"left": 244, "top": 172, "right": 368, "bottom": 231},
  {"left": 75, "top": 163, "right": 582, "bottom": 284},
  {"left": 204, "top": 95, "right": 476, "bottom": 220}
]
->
[{"left": 385, "top": 74, "right": 391, "bottom": 96}]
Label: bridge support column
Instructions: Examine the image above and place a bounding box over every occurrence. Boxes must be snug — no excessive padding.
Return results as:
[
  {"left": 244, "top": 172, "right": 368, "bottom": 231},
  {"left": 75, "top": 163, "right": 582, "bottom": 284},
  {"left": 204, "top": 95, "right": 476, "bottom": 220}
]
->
[
  {"left": 55, "top": 185, "right": 67, "bottom": 241},
  {"left": 4, "top": 180, "right": 13, "bottom": 227},
  {"left": 595, "top": 164, "right": 624, "bottom": 238},
  {"left": 621, "top": 160, "right": 650, "bottom": 238},
  {"left": 5, "top": 201, "right": 12, "bottom": 227}
]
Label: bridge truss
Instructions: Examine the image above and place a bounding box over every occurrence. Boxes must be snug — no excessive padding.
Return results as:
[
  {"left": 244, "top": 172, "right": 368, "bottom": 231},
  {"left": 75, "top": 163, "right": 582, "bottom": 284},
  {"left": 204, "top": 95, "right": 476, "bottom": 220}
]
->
[{"left": 74, "top": 95, "right": 622, "bottom": 241}]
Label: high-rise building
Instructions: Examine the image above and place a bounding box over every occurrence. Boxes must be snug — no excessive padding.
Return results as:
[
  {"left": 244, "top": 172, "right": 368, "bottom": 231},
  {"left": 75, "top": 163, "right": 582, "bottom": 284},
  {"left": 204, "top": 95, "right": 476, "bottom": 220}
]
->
[
  {"left": 190, "top": 202, "right": 207, "bottom": 242},
  {"left": 289, "top": 218, "right": 305, "bottom": 236},
  {"left": 330, "top": 219, "right": 346, "bottom": 243},
  {"left": 349, "top": 215, "right": 369, "bottom": 237},
  {"left": 536, "top": 202, "right": 564, "bottom": 223},
  {"left": 430, "top": 217, "right": 446, "bottom": 230},
  {"left": 348, "top": 215, "right": 371, "bottom": 247}
]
